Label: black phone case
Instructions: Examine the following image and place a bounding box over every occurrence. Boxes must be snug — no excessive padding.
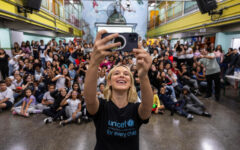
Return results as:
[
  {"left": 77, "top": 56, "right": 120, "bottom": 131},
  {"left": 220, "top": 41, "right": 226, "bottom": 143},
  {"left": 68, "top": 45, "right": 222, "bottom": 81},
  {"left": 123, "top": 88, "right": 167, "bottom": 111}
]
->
[{"left": 102, "top": 33, "right": 138, "bottom": 52}]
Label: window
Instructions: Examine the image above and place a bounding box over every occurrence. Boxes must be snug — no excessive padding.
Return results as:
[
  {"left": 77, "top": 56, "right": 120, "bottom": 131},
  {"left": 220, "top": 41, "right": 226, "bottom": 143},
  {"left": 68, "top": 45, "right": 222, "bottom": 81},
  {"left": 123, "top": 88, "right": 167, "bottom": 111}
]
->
[
  {"left": 159, "top": 8, "right": 165, "bottom": 23},
  {"left": 174, "top": 2, "right": 183, "bottom": 17},
  {"left": 167, "top": 7, "right": 173, "bottom": 19},
  {"left": 184, "top": 1, "right": 198, "bottom": 14},
  {"left": 41, "top": 0, "right": 49, "bottom": 9}
]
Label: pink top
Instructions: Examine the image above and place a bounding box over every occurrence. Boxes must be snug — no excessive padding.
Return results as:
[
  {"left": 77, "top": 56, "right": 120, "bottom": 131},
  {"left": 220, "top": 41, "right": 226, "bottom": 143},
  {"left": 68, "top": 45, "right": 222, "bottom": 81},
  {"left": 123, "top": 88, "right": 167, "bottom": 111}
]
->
[{"left": 100, "top": 60, "right": 112, "bottom": 70}]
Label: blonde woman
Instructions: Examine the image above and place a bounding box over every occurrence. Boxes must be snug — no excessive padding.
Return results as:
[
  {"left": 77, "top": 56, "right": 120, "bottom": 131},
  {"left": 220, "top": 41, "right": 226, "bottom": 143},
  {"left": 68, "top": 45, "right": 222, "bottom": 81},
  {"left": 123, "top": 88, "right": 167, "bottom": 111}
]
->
[{"left": 84, "top": 30, "right": 153, "bottom": 150}]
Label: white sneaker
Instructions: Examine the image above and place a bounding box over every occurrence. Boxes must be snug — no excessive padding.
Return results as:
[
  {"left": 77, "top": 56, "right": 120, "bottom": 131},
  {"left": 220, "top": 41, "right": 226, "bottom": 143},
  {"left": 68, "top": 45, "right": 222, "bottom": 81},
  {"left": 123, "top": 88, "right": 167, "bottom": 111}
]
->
[
  {"left": 59, "top": 121, "right": 65, "bottom": 126},
  {"left": 187, "top": 114, "right": 194, "bottom": 121},
  {"left": 44, "top": 117, "right": 53, "bottom": 124},
  {"left": 77, "top": 118, "right": 81, "bottom": 124},
  {"left": 173, "top": 98, "right": 178, "bottom": 102}
]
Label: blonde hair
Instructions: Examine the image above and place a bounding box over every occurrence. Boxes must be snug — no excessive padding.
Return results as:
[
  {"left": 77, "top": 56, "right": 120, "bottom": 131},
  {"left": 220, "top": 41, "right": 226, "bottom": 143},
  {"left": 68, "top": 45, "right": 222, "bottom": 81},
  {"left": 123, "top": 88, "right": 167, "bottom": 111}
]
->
[{"left": 103, "top": 65, "right": 138, "bottom": 103}]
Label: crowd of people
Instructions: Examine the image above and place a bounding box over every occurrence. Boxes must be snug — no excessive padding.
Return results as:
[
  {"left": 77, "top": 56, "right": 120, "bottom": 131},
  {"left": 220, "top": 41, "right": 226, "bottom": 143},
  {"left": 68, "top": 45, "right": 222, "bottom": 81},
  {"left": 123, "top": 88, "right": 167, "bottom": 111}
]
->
[{"left": 0, "top": 36, "right": 240, "bottom": 125}]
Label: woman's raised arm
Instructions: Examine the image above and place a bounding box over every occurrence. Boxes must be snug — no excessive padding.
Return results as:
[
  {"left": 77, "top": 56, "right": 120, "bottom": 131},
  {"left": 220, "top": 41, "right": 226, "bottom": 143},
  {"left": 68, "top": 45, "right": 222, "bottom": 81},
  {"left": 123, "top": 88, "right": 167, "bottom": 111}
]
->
[
  {"left": 133, "top": 43, "right": 153, "bottom": 120},
  {"left": 83, "top": 30, "right": 121, "bottom": 115}
]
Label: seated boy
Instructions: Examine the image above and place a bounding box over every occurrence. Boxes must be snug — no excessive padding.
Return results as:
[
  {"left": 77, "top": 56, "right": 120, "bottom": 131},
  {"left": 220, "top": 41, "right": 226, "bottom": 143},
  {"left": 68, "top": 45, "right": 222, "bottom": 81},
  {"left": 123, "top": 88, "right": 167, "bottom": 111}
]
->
[
  {"left": 0, "top": 81, "right": 14, "bottom": 111},
  {"left": 35, "top": 84, "right": 55, "bottom": 112},
  {"left": 180, "top": 85, "right": 211, "bottom": 117},
  {"left": 159, "top": 86, "right": 194, "bottom": 121}
]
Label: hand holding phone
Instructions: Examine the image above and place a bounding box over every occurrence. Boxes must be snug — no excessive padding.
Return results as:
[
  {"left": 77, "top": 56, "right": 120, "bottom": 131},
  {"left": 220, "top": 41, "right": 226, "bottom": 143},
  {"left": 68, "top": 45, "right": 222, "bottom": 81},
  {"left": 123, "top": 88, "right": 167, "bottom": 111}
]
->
[{"left": 90, "top": 30, "right": 121, "bottom": 66}]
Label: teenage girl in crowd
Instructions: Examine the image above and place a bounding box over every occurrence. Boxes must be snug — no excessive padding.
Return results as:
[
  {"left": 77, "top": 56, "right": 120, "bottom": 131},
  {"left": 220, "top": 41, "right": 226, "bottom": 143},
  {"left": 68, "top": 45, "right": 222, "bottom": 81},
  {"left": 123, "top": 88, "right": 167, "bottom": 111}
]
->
[
  {"left": 12, "top": 88, "right": 41, "bottom": 117},
  {"left": 60, "top": 91, "right": 82, "bottom": 126}
]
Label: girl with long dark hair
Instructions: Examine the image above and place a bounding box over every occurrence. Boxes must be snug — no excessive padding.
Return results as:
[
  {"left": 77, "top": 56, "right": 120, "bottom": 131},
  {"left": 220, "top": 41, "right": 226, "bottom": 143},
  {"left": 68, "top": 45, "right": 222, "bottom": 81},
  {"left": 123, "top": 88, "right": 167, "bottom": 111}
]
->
[{"left": 0, "top": 49, "right": 9, "bottom": 80}]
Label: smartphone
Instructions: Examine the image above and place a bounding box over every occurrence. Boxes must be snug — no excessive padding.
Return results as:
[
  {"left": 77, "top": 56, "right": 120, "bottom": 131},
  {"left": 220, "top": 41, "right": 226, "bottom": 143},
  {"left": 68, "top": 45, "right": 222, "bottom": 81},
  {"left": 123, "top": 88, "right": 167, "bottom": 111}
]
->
[{"left": 102, "top": 33, "right": 138, "bottom": 52}]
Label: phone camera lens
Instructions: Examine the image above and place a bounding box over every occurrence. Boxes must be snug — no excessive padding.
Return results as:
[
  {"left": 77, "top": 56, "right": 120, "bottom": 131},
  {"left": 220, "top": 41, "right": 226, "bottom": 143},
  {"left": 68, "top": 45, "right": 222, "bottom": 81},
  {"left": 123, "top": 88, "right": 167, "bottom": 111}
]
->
[{"left": 114, "top": 37, "right": 125, "bottom": 47}]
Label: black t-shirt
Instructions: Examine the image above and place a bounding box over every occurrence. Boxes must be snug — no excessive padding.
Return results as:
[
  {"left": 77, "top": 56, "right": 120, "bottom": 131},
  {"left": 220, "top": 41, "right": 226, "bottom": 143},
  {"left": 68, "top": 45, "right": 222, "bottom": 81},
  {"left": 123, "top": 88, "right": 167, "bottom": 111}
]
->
[
  {"left": 0, "top": 54, "right": 9, "bottom": 67},
  {"left": 93, "top": 98, "right": 149, "bottom": 150}
]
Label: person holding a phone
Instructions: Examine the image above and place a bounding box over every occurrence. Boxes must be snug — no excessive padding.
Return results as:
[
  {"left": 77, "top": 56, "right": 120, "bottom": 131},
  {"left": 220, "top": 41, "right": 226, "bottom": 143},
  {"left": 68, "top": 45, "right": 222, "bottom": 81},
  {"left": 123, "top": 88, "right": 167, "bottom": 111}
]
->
[{"left": 84, "top": 30, "right": 153, "bottom": 150}]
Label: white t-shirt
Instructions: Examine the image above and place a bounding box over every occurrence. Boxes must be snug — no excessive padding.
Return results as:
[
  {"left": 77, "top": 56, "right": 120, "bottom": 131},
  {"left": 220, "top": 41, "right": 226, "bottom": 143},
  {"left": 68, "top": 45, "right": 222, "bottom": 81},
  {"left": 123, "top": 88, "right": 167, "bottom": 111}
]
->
[
  {"left": 132, "top": 57, "right": 136, "bottom": 65},
  {"left": 67, "top": 99, "right": 81, "bottom": 112},
  {"left": 45, "top": 55, "right": 53, "bottom": 63},
  {"left": 55, "top": 75, "right": 66, "bottom": 89},
  {"left": 39, "top": 46, "right": 46, "bottom": 58},
  {"left": 35, "top": 70, "right": 43, "bottom": 81},
  {"left": 7, "top": 84, "right": 16, "bottom": 90},
  {"left": 178, "top": 51, "right": 186, "bottom": 59},
  {"left": 43, "top": 91, "right": 54, "bottom": 102},
  {"left": 13, "top": 80, "right": 23, "bottom": 87},
  {"left": 151, "top": 54, "right": 159, "bottom": 60},
  {"left": 79, "top": 83, "right": 84, "bottom": 91},
  {"left": 172, "top": 49, "right": 177, "bottom": 58},
  {"left": 97, "top": 76, "right": 106, "bottom": 86},
  {"left": 0, "top": 88, "right": 14, "bottom": 103},
  {"left": 170, "top": 73, "right": 178, "bottom": 87},
  {"left": 186, "top": 48, "right": 194, "bottom": 59}
]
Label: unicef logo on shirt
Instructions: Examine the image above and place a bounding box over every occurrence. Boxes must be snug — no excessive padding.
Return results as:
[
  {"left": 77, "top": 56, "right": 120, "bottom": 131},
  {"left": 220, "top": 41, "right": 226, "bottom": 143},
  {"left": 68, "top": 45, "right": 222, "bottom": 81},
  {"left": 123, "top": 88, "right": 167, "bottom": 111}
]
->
[
  {"left": 127, "top": 119, "right": 134, "bottom": 127},
  {"left": 108, "top": 119, "right": 135, "bottom": 128}
]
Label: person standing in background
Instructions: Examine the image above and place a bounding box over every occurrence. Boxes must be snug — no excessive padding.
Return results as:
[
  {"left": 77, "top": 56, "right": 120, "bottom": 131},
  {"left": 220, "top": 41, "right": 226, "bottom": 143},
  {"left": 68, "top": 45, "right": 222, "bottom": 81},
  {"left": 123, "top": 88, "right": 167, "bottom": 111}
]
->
[
  {"left": 0, "top": 49, "right": 10, "bottom": 80},
  {"left": 199, "top": 48, "right": 221, "bottom": 101}
]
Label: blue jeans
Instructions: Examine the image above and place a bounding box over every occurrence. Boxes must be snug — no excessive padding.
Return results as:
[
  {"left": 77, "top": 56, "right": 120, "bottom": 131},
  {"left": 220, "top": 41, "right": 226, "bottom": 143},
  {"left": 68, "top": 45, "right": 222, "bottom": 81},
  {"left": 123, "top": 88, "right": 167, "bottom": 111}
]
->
[
  {"left": 174, "top": 100, "right": 188, "bottom": 117},
  {"left": 14, "top": 98, "right": 24, "bottom": 107},
  {"left": 166, "top": 85, "right": 176, "bottom": 100},
  {"left": 68, "top": 56, "right": 76, "bottom": 65},
  {"left": 8, "top": 64, "right": 14, "bottom": 76},
  {"left": 41, "top": 58, "right": 46, "bottom": 68},
  {"left": 199, "top": 81, "right": 207, "bottom": 87}
]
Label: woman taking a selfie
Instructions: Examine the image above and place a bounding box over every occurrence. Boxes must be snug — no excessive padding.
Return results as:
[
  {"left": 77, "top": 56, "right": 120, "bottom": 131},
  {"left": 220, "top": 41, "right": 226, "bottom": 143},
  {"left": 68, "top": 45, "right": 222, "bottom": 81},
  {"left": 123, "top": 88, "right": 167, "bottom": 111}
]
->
[{"left": 84, "top": 30, "right": 153, "bottom": 150}]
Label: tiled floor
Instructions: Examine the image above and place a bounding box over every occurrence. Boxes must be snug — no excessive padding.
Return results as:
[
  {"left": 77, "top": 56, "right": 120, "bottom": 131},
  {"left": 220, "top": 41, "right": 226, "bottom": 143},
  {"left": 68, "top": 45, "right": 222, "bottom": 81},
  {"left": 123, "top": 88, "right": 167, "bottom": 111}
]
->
[{"left": 0, "top": 90, "right": 240, "bottom": 150}]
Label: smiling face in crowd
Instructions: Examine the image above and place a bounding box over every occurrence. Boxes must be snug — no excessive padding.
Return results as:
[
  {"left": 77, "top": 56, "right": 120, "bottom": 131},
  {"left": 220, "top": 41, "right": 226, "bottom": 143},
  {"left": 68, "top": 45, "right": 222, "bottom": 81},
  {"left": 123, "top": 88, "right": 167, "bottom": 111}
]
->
[
  {"left": 109, "top": 66, "right": 131, "bottom": 92},
  {"left": 0, "top": 82, "right": 7, "bottom": 91},
  {"left": 25, "top": 89, "right": 32, "bottom": 98}
]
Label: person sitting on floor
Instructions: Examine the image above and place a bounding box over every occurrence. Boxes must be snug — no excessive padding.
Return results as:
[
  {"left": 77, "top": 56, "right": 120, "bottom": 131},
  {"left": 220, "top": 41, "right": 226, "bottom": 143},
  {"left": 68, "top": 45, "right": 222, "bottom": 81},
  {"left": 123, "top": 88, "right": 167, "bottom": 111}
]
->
[
  {"left": 152, "top": 87, "right": 165, "bottom": 114},
  {"left": 159, "top": 86, "right": 194, "bottom": 121},
  {"left": 35, "top": 84, "right": 55, "bottom": 112},
  {"left": 42, "top": 88, "right": 68, "bottom": 124},
  {"left": 0, "top": 81, "right": 14, "bottom": 112},
  {"left": 12, "top": 88, "right": 41, "bottom": 117},
  {"left": 180, "top": 85, "right": 211, "bottom": 117},
  {"left": 179, "top": 64, "right": 201, "bottom": 95},
  {"left": 59, "top": 91, "right": 82, "bottom": 126},
  {"left": 5, "top": 77, "right": 16, "bottom": 91}
]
